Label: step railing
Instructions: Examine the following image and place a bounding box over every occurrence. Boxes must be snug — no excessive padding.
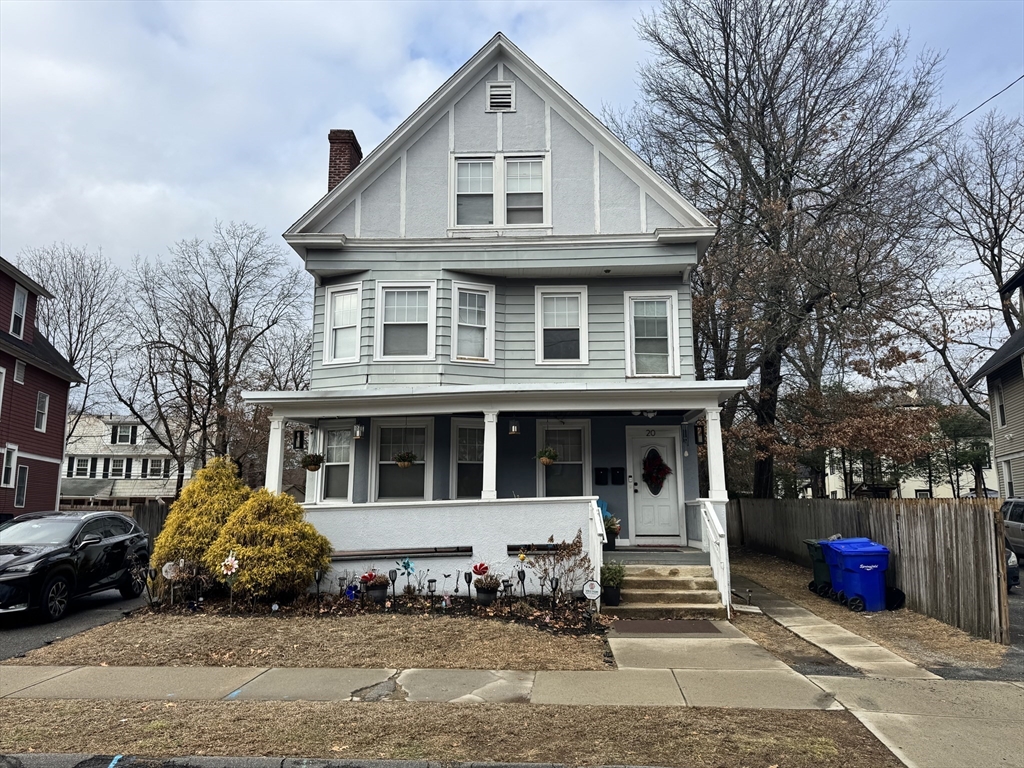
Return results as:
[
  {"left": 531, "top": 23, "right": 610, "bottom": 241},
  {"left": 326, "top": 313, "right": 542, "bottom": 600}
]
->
[{"left": 699, "top": 498, "right": 731, "bottom": 617}]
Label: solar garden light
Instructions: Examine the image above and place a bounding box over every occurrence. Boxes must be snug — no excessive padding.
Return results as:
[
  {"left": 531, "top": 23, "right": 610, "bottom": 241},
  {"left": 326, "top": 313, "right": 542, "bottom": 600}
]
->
[
  {"left": 549, "top": 576, "right": 560, "bottom": 606},
  {"left": 314, "top": 569, "right": 323, "bottom": 601},
  {"left": 502, "top": 579, "right": 512, "bottom": 608},
  {"left": 389, "top": 569, "right": 399, "bottom": 601},
  {"left": 464, "top": 570, "right": 473, "bottom": 597},
  {"left": 428, "top": 578, "right": 437, "bottom": 610}
]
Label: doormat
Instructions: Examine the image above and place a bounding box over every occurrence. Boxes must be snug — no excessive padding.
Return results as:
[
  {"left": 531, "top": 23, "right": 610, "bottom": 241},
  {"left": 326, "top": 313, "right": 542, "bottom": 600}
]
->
[{"left": 607, "top": 619, "right": 721, "bottom": 636}]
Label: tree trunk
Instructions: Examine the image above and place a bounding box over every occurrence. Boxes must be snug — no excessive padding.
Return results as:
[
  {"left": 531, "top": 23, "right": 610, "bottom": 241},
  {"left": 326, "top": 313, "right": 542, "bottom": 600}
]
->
[{"left": 752, "top": 348, "right": 784, "bottom": 498}]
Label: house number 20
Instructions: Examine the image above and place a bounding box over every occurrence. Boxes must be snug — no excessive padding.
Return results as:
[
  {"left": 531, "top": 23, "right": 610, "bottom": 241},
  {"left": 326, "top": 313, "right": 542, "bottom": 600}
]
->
[{"left": 646, "top": 429, "right": 656, "bottom": 436}]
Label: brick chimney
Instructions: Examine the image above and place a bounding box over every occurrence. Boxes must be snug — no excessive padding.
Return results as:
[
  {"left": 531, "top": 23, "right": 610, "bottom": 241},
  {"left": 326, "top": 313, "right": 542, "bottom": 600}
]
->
[{"left": 327, "top": 129, "right": 362, "bottom": 192}]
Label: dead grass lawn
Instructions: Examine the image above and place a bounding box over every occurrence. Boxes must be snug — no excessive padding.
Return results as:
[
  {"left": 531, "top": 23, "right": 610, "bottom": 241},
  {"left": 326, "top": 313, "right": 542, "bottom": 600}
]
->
[
  {"left": 0, "top": 699, "right": 902, "bottom": 768},
  {"left": 3, "top": 613, "right": 609, "bottom": 671},
  {"left": 731, "top": 548, "right": 1007, "bottom": 668},
  {"left": 733, "top": 613, "right": 855, "bottom": 671}
]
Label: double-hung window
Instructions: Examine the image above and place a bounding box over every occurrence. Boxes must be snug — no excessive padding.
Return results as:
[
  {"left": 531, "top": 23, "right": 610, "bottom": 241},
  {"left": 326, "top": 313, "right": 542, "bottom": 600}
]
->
[
  {"left": 537, "top": 420, "right": 590, "bottom": 497},
  {"left": 535, "top": 287, "right": 588, "bottom": 364},
  {"left": 373, "top": 419, "right": 432, "bottom": 501},
  {"left": 1, "top": 446, "right": 15, "bottom": 488},
  {"left": 116, "top": 425, "right": 132, "bottom": 444},
  {"left": 34, "top": 392, "right": 49, "bottom": 432},
  {"left": 110, "top": 459, "right": 125, "bottom": 478},
  {"left": 149, "top": 458, "right": 165, "bottom": 478},
  {"left": 1003, "top": 460, "right": 1015, "bottom": 498},
  {"left": 994, "top": 384, "right": 1007, "bottom": 427},
  {"left": 0, "top": 367, "right": 5, "bottom": 419},
  {"left": 10, "top": 285, "right": 27, "bottom": 339},
  {"left": 322, "top": 427, "right": 353, "bottom": 501},
  {"left": 75, "top": 458, "right": 89, "bottom": 477},
  {"left": 453, "top": 155, "right": 547, "bottom": 228},
  {"left": 451, "top": 419, "right": 484, "bottom": 499},
  {"left": 325, "top": 284, "right": 361, "bottom": 365},
  {"left": 13, "top": 360, "right": 26, "bottom": 384},
  {"left": 14, "top": 465, "right": 28, "bottom": 508},
  {"left": 452, "top": 282, "right": 495, "bottom": 363},
  {"left": 624, "top": 291, "right": 680, "bottom": 377},
  {"left": 374, "top": 282, "right": 436, "bottom": 361}
]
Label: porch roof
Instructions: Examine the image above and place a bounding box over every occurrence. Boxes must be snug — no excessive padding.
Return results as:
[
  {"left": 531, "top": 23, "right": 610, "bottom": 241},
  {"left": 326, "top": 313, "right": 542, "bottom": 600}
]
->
[{"left": 243, "top": 379, "right": 747, "bottom": 420}]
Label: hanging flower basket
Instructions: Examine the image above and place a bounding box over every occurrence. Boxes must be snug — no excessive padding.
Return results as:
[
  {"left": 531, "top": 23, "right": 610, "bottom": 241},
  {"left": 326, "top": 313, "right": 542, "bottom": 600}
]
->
[
  {"left": 301, "top": 453, "right": 324, "bottom": 472},
  {"left": 642, "top": 451, "right": 673, "bottom": 495},
  {"left": 392, "top": 451, "right": 418, "bottom": 469},
  {"left": 536, "top": 447, "right": 559, "bottom": 466}
]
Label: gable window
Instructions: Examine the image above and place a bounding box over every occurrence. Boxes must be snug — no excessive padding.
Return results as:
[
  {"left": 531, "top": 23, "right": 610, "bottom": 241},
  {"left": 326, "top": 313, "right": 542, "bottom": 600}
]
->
[
  {"left": 374, "top": 282, "right": 436, "bottom": 361},
  {"left": 535, "top": 286, "right": 588, "bottom": 364},
  {"left": 537, "top": 420, "right": 591, "bottom": 497},
  {"left": 486, "top": 81, "right": 515, "bottom": 112},
  {"left": 34, "top": 392, "right": 49, "bottom": 432},
  {"left": 115, "top": 425, "right": 133, "bottom": 444},
  {"left": 456, "top": 160, "right": 494, "bottom": 225},
  {"left": 994, "top": 384, "right": 1006, "bottom": 428},
  {"left": 110, "top": 459, "right": 125, "bottom": 478},
  {"left": 451, "top": 419, "right": 484, "bottom": 498},
  {"left": 10, "top": 284, "right": 28, "bottom": 339},
  {"left": 14, "top": 360, "right": 26, "bottom": 384},
  {"left": 1, "top": 446, "right": 15, "bottom": 488},
  {"left": 325, "top": 284, "right": 361, "bottom": 365},
  {"left": 372, "top": 419, "right": 433, "bottom": 501},
  {"left": 322, "top": 427, "right": 353, "bottom": 501},
  {"left": 75, "top": 458, "right": 90, "bottom": 477},
  {"left": 506, "top": 159, "right": 543, "bottom": 224},
  {"left": 453, "top": 282, "right": 495, "bottom": 363},
  {"left": 14, "top": 465, "right": 28, "bottom": 508},
  {"left": 625, "top": 291, "right": 680, "bottom": 377}
]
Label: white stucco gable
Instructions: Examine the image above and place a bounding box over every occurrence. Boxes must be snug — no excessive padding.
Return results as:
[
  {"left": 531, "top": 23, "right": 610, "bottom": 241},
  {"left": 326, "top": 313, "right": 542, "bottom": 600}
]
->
[{"left": 286, "top": 33, "right": 713, "bottom": 249}]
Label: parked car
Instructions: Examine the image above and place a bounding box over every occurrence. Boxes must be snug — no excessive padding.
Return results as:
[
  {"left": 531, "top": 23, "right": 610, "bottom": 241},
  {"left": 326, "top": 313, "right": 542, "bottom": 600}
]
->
[
  {"left": 1000, "top": 499, "right": 1024, "bottom": 557},
  {"left": 0, "top": 511, "right": 150, "bottom": 622},
  {"left": 1008, "top": 544, "right": 1020, "bottom": 592}
]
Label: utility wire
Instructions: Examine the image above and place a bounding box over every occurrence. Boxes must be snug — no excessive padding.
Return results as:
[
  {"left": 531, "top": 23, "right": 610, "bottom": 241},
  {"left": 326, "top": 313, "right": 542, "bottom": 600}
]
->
[{"left": 937, "top": 74, "right": 1024, "bottom": 138}]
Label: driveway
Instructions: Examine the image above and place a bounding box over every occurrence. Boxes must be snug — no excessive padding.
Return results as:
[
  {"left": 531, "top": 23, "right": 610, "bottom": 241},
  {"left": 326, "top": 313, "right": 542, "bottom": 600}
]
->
[{"left": 0, "top": 589, "right": 145, "bottom": 661}]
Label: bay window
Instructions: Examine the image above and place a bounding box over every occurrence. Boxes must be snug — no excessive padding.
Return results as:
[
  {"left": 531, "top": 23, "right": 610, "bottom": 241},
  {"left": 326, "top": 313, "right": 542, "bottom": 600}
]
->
[
  {"left": 374, "top": 282, "right": 436, "bottom": 361},
  {"left": 453, "top": 282, "right": 495, "bottom": 363},
  {"left": 325, "top": 284, "right": 362, "bottom": 365}
]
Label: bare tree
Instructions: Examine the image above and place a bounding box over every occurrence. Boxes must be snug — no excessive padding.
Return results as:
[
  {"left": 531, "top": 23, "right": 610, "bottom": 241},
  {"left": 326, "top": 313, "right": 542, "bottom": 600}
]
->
[
  {"left": 615, "top": 0, "right": 948, "bottom": 496},
  {"left": 19, "top": 243, "right": 124, "bottom": 440}
]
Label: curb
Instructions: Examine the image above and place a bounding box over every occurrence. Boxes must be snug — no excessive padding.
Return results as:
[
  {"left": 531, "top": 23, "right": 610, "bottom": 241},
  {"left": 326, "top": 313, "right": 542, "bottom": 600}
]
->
[{"left": 1, "top": 757, "right": 672, "bottom": 768}]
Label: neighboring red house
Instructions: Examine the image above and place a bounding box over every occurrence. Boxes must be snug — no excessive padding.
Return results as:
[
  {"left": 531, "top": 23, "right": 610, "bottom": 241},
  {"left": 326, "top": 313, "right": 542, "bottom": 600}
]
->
[{"left": 0, "top": 257, "right": 83, "bottom": 520}]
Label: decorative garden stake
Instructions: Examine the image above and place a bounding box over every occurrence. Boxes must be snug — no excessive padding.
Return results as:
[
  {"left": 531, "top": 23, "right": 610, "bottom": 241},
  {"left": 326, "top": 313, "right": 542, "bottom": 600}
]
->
[
  {"left": 502, "top": 579, "right": 512, "bottom": 609},
  {"left": 517, "top": 568, "right": 527, "bottom": 597},
  {"left": 220, "top": 551, "right": 240, "bottom": 612},
  {"left": 453, "top": 570, "right": 461, "bottom": 594},
  {"left": 397, "top": 558, "right": 415, "bottom": 595},
  {"left": 463, "top": 570, "right": 473, "bottom": 598}
]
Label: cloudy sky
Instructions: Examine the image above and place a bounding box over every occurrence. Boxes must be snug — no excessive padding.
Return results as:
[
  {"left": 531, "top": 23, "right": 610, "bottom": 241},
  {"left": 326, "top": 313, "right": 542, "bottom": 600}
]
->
[{"left": 1, "top": 0, "right": 1022, "bottom": 269}]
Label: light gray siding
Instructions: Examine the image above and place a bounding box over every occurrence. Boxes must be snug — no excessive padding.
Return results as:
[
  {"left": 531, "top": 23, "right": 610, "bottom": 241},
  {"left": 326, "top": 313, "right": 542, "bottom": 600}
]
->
[
  {"left": 454, "top": 66, "right": 498, "bottom": 152},
  {"left": 323, "top": 201, "right": 355, "bottom": 236},
  {"left": 502, "top": 72, "right": 546, "bottom": 151},
  {"left": 405, "top": 113, "right": 449, "bottom": 238},
  {"left": 360, "top": 160, "right": 401, "bottom": 238},
  {"left": 646, "top": 194, "right": 683, "bottom": 231},
  {"left": 599, "top": 154, "right": 641, "bottom": 234},
  {"left": 550, "top": 109, "right": 595, "bottom": 235}
]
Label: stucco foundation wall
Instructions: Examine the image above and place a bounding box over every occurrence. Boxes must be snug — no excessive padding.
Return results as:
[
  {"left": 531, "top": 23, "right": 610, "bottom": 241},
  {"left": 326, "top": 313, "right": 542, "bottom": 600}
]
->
[{"left": 306, "top": 496, "right": 600, "bottom": 594}]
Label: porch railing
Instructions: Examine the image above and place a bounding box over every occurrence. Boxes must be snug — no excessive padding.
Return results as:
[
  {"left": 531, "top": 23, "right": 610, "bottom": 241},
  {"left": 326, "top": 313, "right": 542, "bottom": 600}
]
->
[
  {"left": 587, "top": 499, "right": 605, "bottom": 610},
  {"left": 700, "top": 498, "right": 731, "bottom": 617}
]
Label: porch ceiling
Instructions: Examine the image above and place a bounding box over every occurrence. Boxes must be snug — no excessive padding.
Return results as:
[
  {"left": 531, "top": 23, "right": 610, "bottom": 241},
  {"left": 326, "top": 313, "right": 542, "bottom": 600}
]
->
[{"left": 243, "top": 380, "right": 747, "bottom": 420}]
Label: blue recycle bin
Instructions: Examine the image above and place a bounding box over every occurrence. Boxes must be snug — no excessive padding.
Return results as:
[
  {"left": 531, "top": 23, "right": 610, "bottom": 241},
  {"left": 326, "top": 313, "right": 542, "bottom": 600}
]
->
[
  {"left": 837, "top": 542, "right": 890, "bottom": 612},
  {"left": 820, "top": 538, "right": 871, "bottom": 600}
]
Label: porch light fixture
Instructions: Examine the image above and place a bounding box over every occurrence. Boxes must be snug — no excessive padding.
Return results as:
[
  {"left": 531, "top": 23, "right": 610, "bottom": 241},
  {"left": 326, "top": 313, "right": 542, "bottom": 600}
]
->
[
  {"left": 509, "top": 419, "right": 520, "bottom": 436},
  {"left": 631, "top": 411, "right": 641, "bottom": 416},
  {"left": 694, "top": 424, "right": 706, "bottom": 446},
  {"left": 353, "top": 423, "right": 365, "bottom": 439},
  {"left": 643, "top": 411, "right": 657, "bottom": 419}
]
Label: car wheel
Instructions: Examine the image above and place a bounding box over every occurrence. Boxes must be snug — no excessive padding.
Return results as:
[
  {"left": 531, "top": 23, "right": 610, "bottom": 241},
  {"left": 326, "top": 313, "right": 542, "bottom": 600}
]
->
[
  {"left": 41, "top": 574, "right": 72, "bottom": 622},
  {"left": 118, "top": 565, "right": 147, "bottom": 599}
]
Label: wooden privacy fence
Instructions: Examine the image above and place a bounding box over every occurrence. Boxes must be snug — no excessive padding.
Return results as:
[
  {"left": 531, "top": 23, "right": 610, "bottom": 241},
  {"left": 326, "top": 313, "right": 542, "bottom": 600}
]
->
[
  {"left": 132, "top": 500, "right": 170, "bottom": 542},
  {"left": 729, "top": 498, "right": 1011, "bottom": 644}
]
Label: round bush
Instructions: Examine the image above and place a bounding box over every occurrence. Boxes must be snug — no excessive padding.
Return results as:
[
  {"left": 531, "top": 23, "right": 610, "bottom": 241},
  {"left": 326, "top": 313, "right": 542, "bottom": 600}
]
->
[
  {"left": 204, "top": 489, "right": 332, "bottom": 601},
  {"left": 151, "top": 457, "right": 252, "bottom": 570}
]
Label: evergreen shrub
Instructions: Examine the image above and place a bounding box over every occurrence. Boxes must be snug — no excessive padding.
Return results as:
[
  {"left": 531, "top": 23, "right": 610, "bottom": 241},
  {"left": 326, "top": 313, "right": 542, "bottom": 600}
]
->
[{"left": 204, "top": 489, "right": 332, "bottom": 601}]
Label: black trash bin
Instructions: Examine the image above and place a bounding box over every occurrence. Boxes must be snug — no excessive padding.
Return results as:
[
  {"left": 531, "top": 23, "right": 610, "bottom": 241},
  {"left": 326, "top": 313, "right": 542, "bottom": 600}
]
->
[{"left": 804, "top": 538, "right": 831, "bottom": 597}]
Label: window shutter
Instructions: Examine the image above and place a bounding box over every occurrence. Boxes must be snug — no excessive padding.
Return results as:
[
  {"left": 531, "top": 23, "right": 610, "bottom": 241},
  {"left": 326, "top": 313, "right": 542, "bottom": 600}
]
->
[
  {"left": 165, "top": 461, "right": 172, "bottom": 479},
  {"left": 111, "top": 426, "right": 118, "bottom": 444},
  {"left": 90, "top": 458, "right": 98, "bottom": 478},
  {"left": 125, "top": 458, "right": 133, "bottom": 479},
  {"left": 66, "top": 458, "right": 74, "bottom": 478},
  {"left": 131, "top": 426, "right": 138, "bottom": 444},
  {"left": 141, "top": 459, "right": 149, "bottom": 478},
  {"left": 102, "top": 458, "right": 110, "bottom": 478}
]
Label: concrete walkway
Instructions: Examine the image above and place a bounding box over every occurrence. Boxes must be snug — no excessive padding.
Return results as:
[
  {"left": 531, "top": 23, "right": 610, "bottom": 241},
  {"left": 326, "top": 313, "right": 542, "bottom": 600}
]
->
[{"left": 732, "top": 575, "right": 940, "bottom": 679}]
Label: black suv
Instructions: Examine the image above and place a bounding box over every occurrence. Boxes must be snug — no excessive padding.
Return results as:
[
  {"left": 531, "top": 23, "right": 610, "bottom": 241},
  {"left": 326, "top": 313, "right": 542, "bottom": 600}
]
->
[{"left": 0, "top": 511, "right": 150, "bottom": 622}]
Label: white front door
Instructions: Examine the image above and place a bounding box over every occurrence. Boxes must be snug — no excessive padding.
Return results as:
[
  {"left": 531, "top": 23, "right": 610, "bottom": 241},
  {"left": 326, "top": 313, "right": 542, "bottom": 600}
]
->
[{"left": 629, "top": 430, "right": 682, "bottom": 540}]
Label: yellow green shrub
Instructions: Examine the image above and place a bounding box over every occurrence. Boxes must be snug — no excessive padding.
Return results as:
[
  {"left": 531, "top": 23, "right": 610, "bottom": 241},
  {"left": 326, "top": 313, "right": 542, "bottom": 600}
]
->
[
  {"left": 204, "top": 489, "right": 332, "bottom": 601},
  {"left": 151, "top": 457, "right": 252, "bottom": 569}
]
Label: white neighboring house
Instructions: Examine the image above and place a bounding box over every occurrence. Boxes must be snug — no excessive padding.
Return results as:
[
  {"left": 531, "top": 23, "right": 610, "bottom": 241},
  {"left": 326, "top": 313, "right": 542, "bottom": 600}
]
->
[{"left": 61, "top": 414, "right": 195, "bottom": 508}]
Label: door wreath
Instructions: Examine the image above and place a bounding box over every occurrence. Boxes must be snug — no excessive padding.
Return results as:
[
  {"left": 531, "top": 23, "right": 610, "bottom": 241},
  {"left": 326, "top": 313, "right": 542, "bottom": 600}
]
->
[{"left": 642, "top": 449, "right": 673, "bottom": 495}]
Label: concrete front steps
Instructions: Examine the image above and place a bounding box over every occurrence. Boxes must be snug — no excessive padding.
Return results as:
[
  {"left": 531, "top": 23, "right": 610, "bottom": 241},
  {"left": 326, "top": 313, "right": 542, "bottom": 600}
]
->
[{"left": 603, "top": 565, "right": 727, "bottom": 619}]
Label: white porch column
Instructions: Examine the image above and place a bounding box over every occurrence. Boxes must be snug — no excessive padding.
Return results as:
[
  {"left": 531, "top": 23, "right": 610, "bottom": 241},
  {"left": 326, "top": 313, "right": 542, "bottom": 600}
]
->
[
  {"left": 705, "top": 407, "right": 728, "bottom": 501},
  {"left": 265, "top": 417, "right": 285, "bottom": 493},
  {"left": 482, "top": 410, "right": 499, "bottom": 500}
]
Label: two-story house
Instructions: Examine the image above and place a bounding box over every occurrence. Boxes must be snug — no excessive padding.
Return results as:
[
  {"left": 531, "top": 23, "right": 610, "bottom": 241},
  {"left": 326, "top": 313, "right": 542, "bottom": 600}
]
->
[
  {"left": 0, "top": 257, "right": 83, "bottom": 520},
  {"left": 60, "top": 413, "right": 195, "bottom": 508},
  {"left": 245, "top": 35, "right": 745, "bottom": 609}
]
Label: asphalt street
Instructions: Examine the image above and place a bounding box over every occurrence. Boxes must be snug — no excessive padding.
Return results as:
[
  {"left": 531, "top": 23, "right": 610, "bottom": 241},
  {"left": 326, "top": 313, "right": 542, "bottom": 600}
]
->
[{"left": 0, "top": 589, "right": 146, "bottom": 661}]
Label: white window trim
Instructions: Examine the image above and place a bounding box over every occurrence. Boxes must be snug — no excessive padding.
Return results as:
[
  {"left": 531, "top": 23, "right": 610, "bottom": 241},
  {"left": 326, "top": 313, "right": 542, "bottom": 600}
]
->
[
  {"left": 451, "top": 281, "right": 496, "bottom": 365},
  {"left": 450, "top": 417, "right": 485, "bottom": 499},
  {"left": 10, "top": 284, "right": 28, "bottom": 339},
  {"left": 34, "top": 391, "right": 49, "bottom": 433},
  {"left": 994, "top": 383, "right": 1006, "bottom": 428},
  {"left": 0, "top": 367, "right": 5, "bottom": 419},
  {"left": 116, "top": 425, "right": 132, "bottom": 444},
  {"left": 323, "top": 283, "right": 363, "bottom": 366},
  {"left": 317, "top": 421, "right": 357, "bottom": 504},
  {"left": 1, "top": 444, "right": 17, "bottom": 488},
  {"left": 13, "top": 360, "right": 26, "bottom": 385},
  {"left": 109, "top": 458, "right": 126, "bottom": 479},
  {"left": 536, "top": 419, "right": 592, "bottom": 497},
  {"left": 14, "top": 464, "right": 28, "bottom": 508},
  {"left": 373, "top": 281, "right": 437, "bottom": 362},
  {"left": 623, "top": 290, "right": 681, "bottom": 378},
  {"left": 485, "top": 80, "right": 516, "bottom": 112},
  {"left": 75, "top": 457, "right": 90, "bottom": 477},
  {"left": 534, "top": 286, "right": 589, "bottom": 365},
  {"left": 449, "top": 152, "right": 551, "bottom": 231},
  {"left": 1002, "top": 459, "right": 1014, "bottom": 498},
  {"left": 369, "top": 417, "right": 434, "bottom": 502}
]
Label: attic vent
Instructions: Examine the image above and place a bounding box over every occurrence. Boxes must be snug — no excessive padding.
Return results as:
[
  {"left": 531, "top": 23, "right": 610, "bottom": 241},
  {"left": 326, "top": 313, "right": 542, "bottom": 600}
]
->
[{"left": 486, "top": 81, "right": 515, "bottom": 112}]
